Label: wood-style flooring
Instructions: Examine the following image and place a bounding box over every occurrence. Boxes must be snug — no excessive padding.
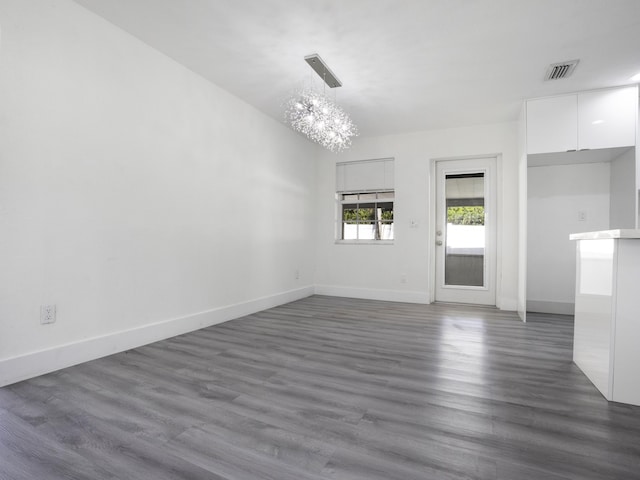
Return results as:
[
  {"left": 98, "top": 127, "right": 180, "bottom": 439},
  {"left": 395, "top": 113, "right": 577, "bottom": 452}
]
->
[{"left": 1, "top": 295, "right": 639, "bottom": 479}]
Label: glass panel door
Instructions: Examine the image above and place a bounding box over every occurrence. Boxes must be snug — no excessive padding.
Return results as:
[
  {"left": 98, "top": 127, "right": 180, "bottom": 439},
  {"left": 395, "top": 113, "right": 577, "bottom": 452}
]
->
[{"left": 434, "top": 158, "right": 496, "bottom": 306}]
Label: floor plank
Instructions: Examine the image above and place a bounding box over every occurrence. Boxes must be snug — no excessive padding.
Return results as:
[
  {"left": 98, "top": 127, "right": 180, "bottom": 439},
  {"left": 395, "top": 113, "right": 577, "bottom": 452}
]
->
[{"left": 1, "top": 296, "right": 639, "bottom": 479}]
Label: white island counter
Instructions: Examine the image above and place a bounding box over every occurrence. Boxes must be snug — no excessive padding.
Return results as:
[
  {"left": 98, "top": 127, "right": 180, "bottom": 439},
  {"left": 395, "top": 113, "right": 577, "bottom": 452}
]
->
[{"left": 570, "top": 229, "right": 640, "bottom": 406}]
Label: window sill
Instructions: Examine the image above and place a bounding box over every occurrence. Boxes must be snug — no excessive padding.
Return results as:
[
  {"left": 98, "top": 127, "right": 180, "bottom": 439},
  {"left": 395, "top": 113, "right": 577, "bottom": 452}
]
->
[{"left": 335, "top": 240, "right": 394, "bottom": 246}]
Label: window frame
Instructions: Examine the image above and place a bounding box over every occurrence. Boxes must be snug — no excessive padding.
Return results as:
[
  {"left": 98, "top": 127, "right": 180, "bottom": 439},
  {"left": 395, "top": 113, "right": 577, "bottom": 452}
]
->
[{"left": 336, "top": 190, "right": 395, "bottom": 244}]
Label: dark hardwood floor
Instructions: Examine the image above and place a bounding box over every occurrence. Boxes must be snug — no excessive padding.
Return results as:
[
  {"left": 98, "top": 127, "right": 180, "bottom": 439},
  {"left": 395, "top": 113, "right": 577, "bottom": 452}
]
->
[{"left": 1, "top": 295, "right": 639, "bottom": 479}]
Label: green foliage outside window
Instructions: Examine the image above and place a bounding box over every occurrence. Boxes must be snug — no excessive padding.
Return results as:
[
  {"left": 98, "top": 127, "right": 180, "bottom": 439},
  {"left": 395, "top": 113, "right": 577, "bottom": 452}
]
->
[
  {"left": 343, "top": 207, "right": 393, "bottom": 224},
  {"left": 447, "top": 206, "right": 484, "bottom": 225}
]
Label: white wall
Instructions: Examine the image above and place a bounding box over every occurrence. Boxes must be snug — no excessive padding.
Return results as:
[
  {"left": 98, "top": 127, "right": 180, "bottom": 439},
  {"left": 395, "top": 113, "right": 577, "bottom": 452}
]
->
[
  {"left": 315, "top": 122, "right": 520, "bottom": 310},
  {"left": 610, "top": 148, "right": 636, "bottom": 229},
  {"left": 0, "top": 0, "right": 317, "bottom": 385},
  {"left": 527, "top": 162, "right": 611, "bottom": 314}
]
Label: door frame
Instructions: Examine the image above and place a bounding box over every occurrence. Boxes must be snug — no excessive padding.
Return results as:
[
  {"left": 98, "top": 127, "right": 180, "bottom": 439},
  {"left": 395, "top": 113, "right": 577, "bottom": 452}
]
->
[{"left": 429, "top": 154, "right": 502, "bottom": 305}]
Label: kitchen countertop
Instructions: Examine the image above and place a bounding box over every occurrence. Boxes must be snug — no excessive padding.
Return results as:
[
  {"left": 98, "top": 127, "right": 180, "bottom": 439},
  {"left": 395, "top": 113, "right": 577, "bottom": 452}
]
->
[{"left": 570, "top": 229, "right": 640, "bottom": 240}]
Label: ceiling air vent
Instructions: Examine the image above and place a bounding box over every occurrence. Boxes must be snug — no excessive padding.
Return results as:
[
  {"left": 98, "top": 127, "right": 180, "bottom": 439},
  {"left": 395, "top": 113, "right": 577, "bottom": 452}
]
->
[{"left": 544, "top": 60, "right": 579, "bottom": 81}]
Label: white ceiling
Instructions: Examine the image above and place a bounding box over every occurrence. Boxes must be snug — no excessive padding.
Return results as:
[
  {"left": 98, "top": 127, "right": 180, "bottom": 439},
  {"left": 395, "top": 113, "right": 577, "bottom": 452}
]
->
[{"left": 73, "top": 0, "right": 640, "bottom": 138}]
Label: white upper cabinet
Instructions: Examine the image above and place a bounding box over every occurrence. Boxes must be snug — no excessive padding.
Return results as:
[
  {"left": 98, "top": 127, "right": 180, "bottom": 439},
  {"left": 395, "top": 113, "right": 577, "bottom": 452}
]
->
[
  {"left": 526, "top": 86, "right": 638, "bottom": 155},
  {"left": 526, "top": 95, "right": 578, "bottom": 154},
  {"left": 578, "top": 87, "right": 637, "bottom": 150}
]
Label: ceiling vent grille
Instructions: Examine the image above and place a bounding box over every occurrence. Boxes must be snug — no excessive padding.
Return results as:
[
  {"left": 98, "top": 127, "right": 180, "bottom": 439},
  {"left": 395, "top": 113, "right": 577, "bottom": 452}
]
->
[{"left": 545, "top": 60, "right": 579, "bottom": 81}]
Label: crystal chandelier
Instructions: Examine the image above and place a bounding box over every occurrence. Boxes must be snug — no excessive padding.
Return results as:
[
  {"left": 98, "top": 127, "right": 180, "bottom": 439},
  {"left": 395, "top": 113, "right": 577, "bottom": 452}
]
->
[{"left": 285, "top": 54, "right": 357, "bottom": 152}]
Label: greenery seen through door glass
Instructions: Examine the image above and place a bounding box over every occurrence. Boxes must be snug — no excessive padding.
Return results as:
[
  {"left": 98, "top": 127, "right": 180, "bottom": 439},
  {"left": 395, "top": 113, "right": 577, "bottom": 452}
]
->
[{"left": 447, "top": 206, "right": 484, "bottom": 225}]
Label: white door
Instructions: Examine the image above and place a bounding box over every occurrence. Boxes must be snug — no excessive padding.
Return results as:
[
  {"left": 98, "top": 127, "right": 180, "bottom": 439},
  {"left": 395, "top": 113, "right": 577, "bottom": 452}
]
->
[{"left": 434, "top": 158, "right": 497, "bottom": 305}]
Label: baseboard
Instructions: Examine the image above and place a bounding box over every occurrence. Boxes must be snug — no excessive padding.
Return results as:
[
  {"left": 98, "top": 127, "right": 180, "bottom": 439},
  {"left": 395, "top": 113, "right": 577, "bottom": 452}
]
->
[
  {"left": 314, "top": 284, "right": 430, "bottom": 304},
  {"left": 526, "top": 300, "right": 575, "bottom": 315},
  {"left": 0, "top": 286, "right": 314, "bottom": 387},
  {"left": 314, "top": 285, "right": 520, "bottom": 312}
]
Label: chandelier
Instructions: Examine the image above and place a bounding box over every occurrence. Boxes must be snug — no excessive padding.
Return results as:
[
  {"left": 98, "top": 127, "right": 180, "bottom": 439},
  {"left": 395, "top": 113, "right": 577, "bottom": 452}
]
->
[{"left": 285, "top": 54, "right": 357, "bottom": 152}]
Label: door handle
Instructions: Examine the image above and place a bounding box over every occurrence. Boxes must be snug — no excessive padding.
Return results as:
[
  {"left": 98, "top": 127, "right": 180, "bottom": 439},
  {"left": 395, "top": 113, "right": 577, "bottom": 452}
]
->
[{"left": 436, "top": 240, "right": 443, "bottom": 246}]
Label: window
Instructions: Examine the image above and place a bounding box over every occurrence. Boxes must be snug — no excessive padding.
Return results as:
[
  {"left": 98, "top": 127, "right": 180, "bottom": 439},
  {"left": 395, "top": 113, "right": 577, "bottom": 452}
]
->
[
  {"left": 340, "top": 191, "right": 394, "bottom": 240},
  {"left": 336, "top": 158, "right": 395, "bottom": 242},
  {"left": 444, "top": 173, "right": 485, "bottom": 286}
]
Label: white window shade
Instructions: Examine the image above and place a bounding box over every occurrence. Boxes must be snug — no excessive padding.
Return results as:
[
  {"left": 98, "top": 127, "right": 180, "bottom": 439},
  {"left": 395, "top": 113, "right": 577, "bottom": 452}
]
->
[{"left": 336, "top": 158, "right": 394, "bottom": 193}]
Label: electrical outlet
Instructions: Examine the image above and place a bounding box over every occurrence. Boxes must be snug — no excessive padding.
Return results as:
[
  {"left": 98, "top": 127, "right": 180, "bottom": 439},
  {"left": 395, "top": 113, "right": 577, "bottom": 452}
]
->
[
  {"left": 295, "top": 269, "right": 300, "bottom": 280},
  {"left": 400, "top": 274, "right": 407, "bottom": 284},
  {"left": 578, "top": 211, "right": 587, "bottom": 222},
  {"left": 40, "top": 305, "right": 56, "bottom": 324}
]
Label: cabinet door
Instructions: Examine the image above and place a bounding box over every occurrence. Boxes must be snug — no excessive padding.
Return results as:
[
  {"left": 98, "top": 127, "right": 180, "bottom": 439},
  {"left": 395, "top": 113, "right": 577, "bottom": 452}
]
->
[
  {"left": 526, "top": 95, "right": 578, "bottom": 154},
  {"left": 578, "top": 86, "right": 637, "bottom": 150}
]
